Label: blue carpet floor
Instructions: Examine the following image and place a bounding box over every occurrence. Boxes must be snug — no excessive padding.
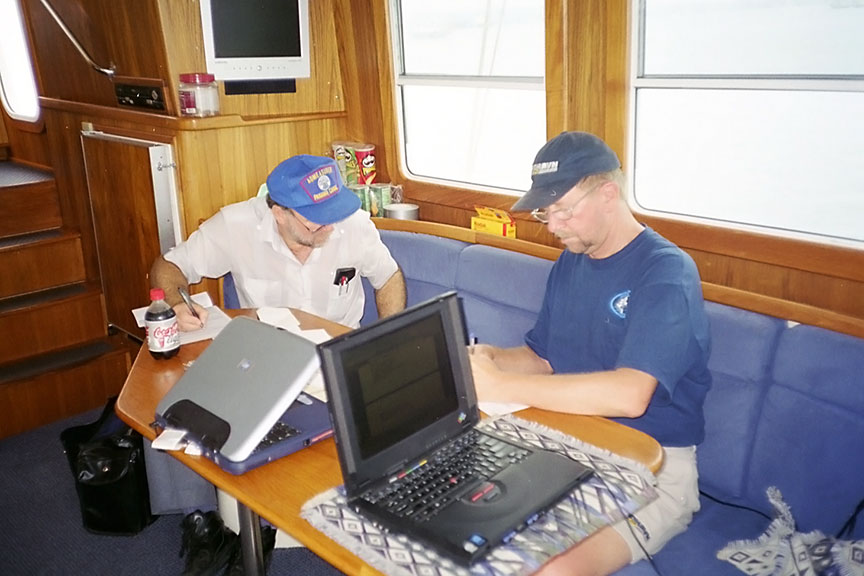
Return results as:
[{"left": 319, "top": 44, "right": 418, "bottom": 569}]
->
[{"left": 0, "top": 407, "right": 346, "bottom": 576}]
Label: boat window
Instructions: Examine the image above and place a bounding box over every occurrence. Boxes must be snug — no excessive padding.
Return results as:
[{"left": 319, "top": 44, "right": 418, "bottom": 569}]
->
[
  {"left": 0, "top": 0, "right": 41, "bottom": 123},
  {"left": 391, "top": 0, "right": 545, "bottom": 194},
  {"left": 631, "top": 0, "right": 864, "bottom": 247}
]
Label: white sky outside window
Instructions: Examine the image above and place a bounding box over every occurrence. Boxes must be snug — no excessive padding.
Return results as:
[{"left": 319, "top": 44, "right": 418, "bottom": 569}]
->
[
  {"left": 395, "top": 0, "right": 545, "bottom": 193},
  {"left": 632, "top": 0, "right": 864, "bottom": 247},
  {"left": 644, "top": 0, "right": 864, "bottom": 76},
  {"left": 0, "top": 0, "right": 40, "bottom": 123}
]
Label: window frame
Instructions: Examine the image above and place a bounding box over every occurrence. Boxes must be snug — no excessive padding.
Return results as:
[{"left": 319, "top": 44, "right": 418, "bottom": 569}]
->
[
  {"left": 626, "top": 0, "right": 864, "bottom": 249},
  {"left": 0, "top": 0, "right": 42, "bottom": 127},
  {"left": 388, "top": 0, "right": 546, "bottom": 196}
]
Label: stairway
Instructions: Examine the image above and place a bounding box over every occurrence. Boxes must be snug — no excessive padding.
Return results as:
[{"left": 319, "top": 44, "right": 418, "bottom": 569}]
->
[{"left": 0, "top": 160, "right": 139, "bottom": 440}]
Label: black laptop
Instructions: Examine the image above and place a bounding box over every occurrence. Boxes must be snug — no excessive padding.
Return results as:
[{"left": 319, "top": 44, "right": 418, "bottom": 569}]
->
[{"left": 318, "top": 291, "right": 592, "bottom": 565}]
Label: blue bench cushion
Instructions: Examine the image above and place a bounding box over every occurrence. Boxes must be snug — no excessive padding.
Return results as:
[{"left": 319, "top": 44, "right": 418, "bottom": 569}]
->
[
  {"left": 455, "top": 245, "right": 554, "bottom": 348},
  {"left": 697, "top": 303, "right": 784, "bottom": 504},
  {"left": 748, "top": 324, "right": 864, "bottom": 535}
]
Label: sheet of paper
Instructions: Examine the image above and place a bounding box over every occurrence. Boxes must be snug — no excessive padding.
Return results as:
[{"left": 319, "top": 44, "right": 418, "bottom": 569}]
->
[
  {"left": 257, "top": 308, "right": 332, "bottom": 344},
  {"left": 151, "top": 427, "right": 187, "bottom": 451},
  {"left": 256, "top": 307, "right": 299, "bottom": 330},
  {"left": 132, "top": 292, "right": 232, "bottom": 344},
  {"left": 479, "top": 401, "right": 529, "bottom": 416},
  {"left": 303, "top": 369, "right": 327, "bottom": 402}
]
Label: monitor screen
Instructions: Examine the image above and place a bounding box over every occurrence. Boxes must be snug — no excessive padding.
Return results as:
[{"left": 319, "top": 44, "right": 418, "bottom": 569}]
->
[{"left": 199, "top": 0, "right": 310, "bottom": 80}]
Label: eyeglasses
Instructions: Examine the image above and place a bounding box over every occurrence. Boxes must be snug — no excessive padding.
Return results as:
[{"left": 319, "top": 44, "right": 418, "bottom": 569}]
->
[{"left": 530, "top": 182, "right": 604, "bottom": 224}]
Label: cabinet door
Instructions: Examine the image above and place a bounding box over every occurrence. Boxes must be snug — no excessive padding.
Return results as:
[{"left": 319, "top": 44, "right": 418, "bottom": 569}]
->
[{"left": 82, "top": 131, "right": 180, "bottom": 337}]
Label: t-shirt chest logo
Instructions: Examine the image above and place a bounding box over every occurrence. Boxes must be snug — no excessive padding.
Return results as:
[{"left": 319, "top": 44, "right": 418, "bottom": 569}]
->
[
  {"left": 301, "top": 165, "right": 340, "bottom": 203},
  {"left": 609, "top": 290, "right": 631, "bottom": 319}
]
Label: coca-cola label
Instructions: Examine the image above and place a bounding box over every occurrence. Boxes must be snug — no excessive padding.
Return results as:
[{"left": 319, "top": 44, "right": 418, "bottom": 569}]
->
[{"left": 147, "top": 317, "right": 179, "bottom": 352}]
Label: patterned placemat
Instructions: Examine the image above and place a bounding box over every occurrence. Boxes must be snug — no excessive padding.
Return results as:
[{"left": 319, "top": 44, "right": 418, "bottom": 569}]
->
[{"left": 301, "top": 415, "right": 658, "bottom": 576}]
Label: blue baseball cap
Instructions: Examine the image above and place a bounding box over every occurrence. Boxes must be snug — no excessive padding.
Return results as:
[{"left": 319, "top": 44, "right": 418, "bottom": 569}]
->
[
  {"left": 511, "top": 132, "right": 621, "bottom": 212},
  {"left": 266, "top": 155, "right": 361, "bottom": 225}
]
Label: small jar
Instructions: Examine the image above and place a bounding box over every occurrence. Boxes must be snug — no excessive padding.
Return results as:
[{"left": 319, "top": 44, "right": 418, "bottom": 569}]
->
[{"left": 178, "top": 73, "right": 219, "bottom": 117}]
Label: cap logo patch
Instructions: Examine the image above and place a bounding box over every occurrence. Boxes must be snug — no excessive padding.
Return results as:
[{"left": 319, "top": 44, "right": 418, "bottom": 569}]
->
[
  {"left": 532, "top": 161, "right": 558, "bottom": 176},
  {"left": 301, "top": 165, "right": 340, "bottom": 203}
]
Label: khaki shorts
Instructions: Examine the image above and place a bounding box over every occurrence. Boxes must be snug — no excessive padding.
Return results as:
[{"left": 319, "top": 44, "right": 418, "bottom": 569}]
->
[{"left": 612, "top": 446, "right": 701, "bottom": 562}]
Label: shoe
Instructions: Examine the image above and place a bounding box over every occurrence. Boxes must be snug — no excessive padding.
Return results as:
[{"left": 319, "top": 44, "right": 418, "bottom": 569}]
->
[
  {"left": 224, "top": 525, "right": 276, "bottom": 576},
  {"left": 179, "top": 510, "right": 239, "bottom": 576}
]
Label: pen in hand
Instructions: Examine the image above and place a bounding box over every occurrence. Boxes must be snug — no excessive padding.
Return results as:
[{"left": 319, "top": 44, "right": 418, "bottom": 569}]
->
[{"left": 177, "top": 286, "right": 203, "bottom": 327}]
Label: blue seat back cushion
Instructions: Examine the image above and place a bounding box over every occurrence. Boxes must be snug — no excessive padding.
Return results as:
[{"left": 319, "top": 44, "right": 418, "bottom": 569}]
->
[
  {"left": 455, "top": 245, "right": 553, "bottom": 348},
  {"left": 746, "top": 325, "right": 864, "bottom": 535},
  {"left": 697, "top": 303, "right": 784, "bottom": 503},
  {"left": 223, "top": 272, "right": 240, "bottom": 310},
  {"left": 360, "top": 230, "right": 469, "bottom": 325}
]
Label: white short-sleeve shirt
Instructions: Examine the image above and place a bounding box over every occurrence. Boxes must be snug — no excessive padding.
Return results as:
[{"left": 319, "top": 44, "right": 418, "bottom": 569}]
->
[{"left": 164, "top": 196, "right": 398, "bottom": 328}]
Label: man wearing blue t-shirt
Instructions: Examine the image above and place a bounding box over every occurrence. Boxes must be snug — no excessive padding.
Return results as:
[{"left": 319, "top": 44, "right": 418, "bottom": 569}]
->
[{"left": 470, "top": 131, "right": 712, "bottom": 576}]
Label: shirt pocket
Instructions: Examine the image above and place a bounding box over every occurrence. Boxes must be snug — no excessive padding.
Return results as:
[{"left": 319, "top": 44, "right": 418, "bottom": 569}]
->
[{"left": 326, "top": 279, "right": 356, "bottom": 321}]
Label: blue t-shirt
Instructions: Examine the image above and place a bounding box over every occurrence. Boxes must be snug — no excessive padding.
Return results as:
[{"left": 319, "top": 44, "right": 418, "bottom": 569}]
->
[{"left": 525, "top": 227, "right": 712, "bottom": 446}]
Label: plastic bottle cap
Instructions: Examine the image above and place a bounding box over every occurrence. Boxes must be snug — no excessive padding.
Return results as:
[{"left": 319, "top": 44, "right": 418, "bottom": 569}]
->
[
  {"left": 179, "top": 72, "right": 216, "bottom": 84},
  {"left": 150, "top": 288, "right": 165, "bottom": 301}
]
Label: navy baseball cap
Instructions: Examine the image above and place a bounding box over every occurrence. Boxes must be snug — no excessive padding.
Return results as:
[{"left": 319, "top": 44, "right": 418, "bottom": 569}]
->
[
  {"left": 511, "top": 132, "right": 621, "bottom": 212},
  {"left": 266, "top": 155, "right": 361, "bottom": 225}
]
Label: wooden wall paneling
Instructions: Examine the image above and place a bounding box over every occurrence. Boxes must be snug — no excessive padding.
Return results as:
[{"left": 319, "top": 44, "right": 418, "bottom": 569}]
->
[
  {"left": 41, "top": 109, "right": 101, "bottom": 282},
  {"left": 332, "top": 0, "right": 391, "bottom": 179},
  {"left": 172, "top": 117, "right": 349, "bottom": 238},
  {"left": 0, "top": 345, "right": 130, "bottom": 440},
  {"left": 155, "top": 0, "right": 208, "bottom": 114},
  {"left": 24, "top": 0, "right": 119, "bottom": 107},
  {"left": 214, "top": 0, "right": 345, "bottom": 119},
  {"left": 0, "top": 289, "right": 107, "bottom": 364},
  {"left": 26, "top": 0, "right": 172, "bottom": 110},
  {"left": 1, "top": 108, "right": 51, "bottom": 168},
  {"left": 82, "top": 134, "right": 165, "bottom": 337}
]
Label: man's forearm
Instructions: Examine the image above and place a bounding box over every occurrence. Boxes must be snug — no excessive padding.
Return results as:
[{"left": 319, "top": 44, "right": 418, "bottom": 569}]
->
[
  {"left": 149, "top": 256, "right": 190, "bottom": 307},
  {"left": 374, "top": 268, "right": 407, "bottom": 318}
]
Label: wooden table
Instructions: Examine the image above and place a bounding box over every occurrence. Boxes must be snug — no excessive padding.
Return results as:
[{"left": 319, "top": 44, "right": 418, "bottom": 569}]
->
[{"left": 116, "top": 309, "right": 663, "bottom": 576}]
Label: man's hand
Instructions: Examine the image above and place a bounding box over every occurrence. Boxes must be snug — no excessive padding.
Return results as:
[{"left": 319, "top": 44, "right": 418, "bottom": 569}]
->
[
  {"left": 172, "top": 302, "right": 209, "bottom": 332},
  {"left": 469, "top": 352, "right": 502, "bottom": 402}
]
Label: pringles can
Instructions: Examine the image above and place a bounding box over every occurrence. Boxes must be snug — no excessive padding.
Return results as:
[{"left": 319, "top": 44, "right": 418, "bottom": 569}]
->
[{"left": 354, "top": 144, "right": 376, "bottom": 184}]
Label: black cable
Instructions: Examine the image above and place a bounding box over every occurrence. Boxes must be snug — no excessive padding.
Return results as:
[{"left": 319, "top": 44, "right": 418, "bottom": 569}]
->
[
  {"left": 698, "top": 489, "right": 772, "bottom": 521},
  {"left": 836, "top": 497, "right": 864, "bottom": 539},
  {"left": 595, "top": 471, "right": 666, "bottom": 576}
]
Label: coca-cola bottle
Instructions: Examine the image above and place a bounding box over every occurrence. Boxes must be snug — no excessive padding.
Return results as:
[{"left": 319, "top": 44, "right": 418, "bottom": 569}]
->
[{"left": 145, "top": 288, "right": 180, "bottom": 359}]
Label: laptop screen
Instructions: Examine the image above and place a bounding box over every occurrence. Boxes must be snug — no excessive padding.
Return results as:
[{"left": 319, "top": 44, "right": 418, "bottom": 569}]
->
[
  {"left": 342, "top": 311, "right": 459, "bottom": 459},
  {"left": 319, "top": 292, "right": 479, "bottom": 494}
]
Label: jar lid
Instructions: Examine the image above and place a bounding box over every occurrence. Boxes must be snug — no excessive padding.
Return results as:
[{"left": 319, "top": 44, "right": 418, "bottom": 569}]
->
[{"left": 179, "top": 72, "right": 216, "bottom": 84}]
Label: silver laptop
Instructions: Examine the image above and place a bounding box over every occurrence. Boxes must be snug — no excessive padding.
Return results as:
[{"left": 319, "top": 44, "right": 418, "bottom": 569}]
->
[{"left": 155, "top": 316, "right": 331, "bottom": 474}]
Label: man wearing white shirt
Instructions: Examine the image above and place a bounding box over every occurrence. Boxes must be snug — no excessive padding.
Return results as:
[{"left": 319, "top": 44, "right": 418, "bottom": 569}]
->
[{"left": 150, "top": 154, "right": 405, "bottom": 330}]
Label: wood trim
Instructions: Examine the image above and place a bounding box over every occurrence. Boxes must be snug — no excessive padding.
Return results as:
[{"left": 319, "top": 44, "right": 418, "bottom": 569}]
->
[
  {"left": 639, "top": 213, "right": 864, "bottom": 284},
  {"left": 372, "top": 218, "right": 562, "bottom": 261},
  {"left": 39, "top": 97, "right": 346, "bottom": 131}
]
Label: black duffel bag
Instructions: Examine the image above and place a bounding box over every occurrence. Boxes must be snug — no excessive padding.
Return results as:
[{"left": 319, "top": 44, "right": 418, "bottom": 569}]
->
[{"left": 60, "top": 396, "right": 155, "bottom": 534}]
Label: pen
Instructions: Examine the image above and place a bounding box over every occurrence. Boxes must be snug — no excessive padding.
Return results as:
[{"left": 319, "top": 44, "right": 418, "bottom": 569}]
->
[{"left": 177, "top": 286, "right": 203, "bottom": 326}]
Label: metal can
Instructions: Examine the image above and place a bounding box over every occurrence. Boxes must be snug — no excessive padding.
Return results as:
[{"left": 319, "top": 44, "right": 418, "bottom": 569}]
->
[
  {"left": 348, "top": 183, "right": 369, "bottom": 212},
  {"left": 368, "top": 183, "right": 391, "bottom": 217}
]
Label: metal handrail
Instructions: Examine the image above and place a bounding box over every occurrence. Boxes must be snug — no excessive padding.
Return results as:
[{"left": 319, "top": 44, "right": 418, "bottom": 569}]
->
[{"left": 39, "top": 0, "right": 115, "bottom": 78}]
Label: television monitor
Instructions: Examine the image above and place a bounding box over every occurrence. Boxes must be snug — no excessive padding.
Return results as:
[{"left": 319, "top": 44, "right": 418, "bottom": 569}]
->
[{"left": 199, "top": 0, "right": 311, "bottom": 81}]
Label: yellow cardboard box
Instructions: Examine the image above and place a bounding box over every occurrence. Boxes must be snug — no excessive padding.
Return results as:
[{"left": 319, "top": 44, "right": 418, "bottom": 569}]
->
[{"left": 470, "top": 206, "right": 516, "bottom": 238}]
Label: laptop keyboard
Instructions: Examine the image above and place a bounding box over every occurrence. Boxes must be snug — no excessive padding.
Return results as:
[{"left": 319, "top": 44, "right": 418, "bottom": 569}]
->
[
  {"left": 364, "top": 430, "right": 531, "bottom": 523},
  {"left": 251, "top": 420, "right": 299, "bottom": 454}
]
